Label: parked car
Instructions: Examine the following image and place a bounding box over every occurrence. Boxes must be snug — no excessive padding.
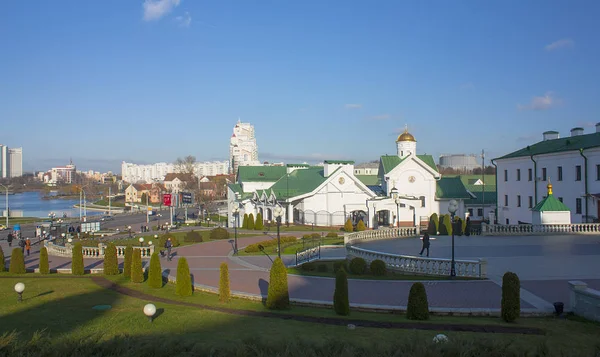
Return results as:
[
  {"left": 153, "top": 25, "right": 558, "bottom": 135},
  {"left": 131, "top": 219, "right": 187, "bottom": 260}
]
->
[
  {"left": 101, "top": 215, "right": 114, "bottom": 221},
  {"left": 0, "top": 224, "right": 7, "bottom": 231}
]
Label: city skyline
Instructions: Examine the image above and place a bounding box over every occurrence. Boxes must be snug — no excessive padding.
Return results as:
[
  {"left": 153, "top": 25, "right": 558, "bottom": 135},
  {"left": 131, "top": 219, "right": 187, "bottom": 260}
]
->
[{"left": 2, "top": 1, "right": 599, "bottom": 173}]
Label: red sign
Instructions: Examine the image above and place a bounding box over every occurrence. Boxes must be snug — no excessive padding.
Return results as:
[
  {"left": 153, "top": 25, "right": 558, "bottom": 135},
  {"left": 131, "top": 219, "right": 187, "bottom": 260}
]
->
[{"left": 162, "top": 194, "right": 172, "bottom": 206}]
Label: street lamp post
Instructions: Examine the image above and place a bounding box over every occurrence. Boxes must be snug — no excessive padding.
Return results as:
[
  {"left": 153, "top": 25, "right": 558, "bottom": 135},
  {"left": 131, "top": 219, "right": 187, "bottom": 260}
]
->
[
  {"left": 61, "top": 233, "right": 66, "bottom": 245},
  {"left": 128, "top": 226, "right": 132, "bottom": 238},
  {"left": 447, "top": 199, "right": 459, "bottom": 278},
  {"left": 390, "top": 186, "right": 399, "bottom": 227},
  {"left": 273, "top": 206, "right": 283, "bottom": 258},
  {"left": 231, "top": 206, "right": 240, "bottom": 255},
  {"left": 0, "top": 183, "right": 8, "bottom": 228}
]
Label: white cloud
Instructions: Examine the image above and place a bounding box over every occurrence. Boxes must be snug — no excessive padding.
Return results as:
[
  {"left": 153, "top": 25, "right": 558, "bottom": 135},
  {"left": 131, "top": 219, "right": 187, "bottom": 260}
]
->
[
  {"left": 517, "top": 92, "right": 561, "bottom": 111},
  {"left": 345, "top": 104, "right": 362, "bottom": 109},
  {"left": 369, "top": 114, "right": 390, "bottom": 120},
  {"left": 176, "top": 11, "right": 192, "bottom": 27},
  {"left": 142, "top": 0, "right": 181, "bottom": 21},
  {"left": 545, "top": 38, "right": 574, "bottom": 51}
]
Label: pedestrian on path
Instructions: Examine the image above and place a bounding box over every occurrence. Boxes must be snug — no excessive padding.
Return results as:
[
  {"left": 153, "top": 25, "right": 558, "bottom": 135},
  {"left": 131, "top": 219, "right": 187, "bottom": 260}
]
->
[
  {"left": 7, "top": 233, "right": 13, "bottom": 247},
  {"left": 419, "top": 232, "right": 430, "bottom": 257},
  {"left": 25, "top": 238, "right": 31, "bottom": 256},
  {"left": 165, "top": 238, "right": 172, "bottom": 261},
  {"left": 18, "top": 238, "right": 25, "bottom": 254}
]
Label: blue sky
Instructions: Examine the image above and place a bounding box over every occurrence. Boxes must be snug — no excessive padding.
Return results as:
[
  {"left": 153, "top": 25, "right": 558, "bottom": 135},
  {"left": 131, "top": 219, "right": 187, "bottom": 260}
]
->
[{"left": 1, "top": 0, "right": 599, "bottom": 173}]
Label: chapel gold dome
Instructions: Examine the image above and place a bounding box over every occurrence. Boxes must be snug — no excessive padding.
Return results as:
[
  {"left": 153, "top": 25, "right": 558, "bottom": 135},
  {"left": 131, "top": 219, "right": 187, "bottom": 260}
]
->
[{"left": 396, "top": 131, "right": 416, "bottom": 142}]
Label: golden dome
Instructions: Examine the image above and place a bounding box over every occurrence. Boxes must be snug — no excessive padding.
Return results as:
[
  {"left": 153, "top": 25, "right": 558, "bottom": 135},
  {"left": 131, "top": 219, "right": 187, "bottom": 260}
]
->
[{"left": 396, "top": 128, "right": 416, "bottom": 142}]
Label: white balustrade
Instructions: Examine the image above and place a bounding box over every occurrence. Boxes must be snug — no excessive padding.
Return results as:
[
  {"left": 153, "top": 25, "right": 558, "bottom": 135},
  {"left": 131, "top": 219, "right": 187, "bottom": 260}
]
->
[
  {"left": 344, "top": 227, "right": 417, "bottom": 245},
  {"left": 44, "top": 241, "right": 154, "bottom": 258},
  {"left": 482, "top": 223, "right": 600, "bottom": 236}
]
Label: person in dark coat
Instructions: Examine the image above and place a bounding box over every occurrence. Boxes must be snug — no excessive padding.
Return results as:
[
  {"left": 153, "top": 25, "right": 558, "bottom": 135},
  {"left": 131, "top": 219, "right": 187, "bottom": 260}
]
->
[
  {"left": 7, "top": 233, "right": 13, "bottom": 247},
  {"left": 465, "top": 217, "right": 471, "bottom": 236},
  {"left": 165, "top": 238, "right": 172, "bottom": 261},
  {"left": 419, "top": 232, "right": 430, "bottom": 257}
]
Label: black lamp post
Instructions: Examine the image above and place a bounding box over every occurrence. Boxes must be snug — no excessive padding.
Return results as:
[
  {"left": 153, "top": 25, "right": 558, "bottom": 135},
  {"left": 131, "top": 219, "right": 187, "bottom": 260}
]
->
[
  {"left": 232, "top": 206, "right": 239, "bottom": 254},
  {"left": 448, "top": 199, "right": 458, "bottom": 278},
  {"left": 274, "top": 206, "right": 283, "bottom": 258},
  {"left": 128, "top": 225, "right": 132, "bottom": 238}
]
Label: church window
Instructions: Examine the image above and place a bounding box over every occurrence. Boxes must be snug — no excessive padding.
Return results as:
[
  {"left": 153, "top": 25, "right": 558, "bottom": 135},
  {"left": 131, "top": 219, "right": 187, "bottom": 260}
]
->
[{"left": 420, "top": 196, "right": 425, "bottom": 207}]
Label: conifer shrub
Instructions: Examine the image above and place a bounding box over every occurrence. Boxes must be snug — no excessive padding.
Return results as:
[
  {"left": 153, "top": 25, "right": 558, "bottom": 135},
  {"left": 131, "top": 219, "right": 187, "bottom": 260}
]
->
[
  {"left": 311, "top": 233, "right": 320, "bottom": 239},
  {"left": 439, "top": 214, "right": 452, "bottom": 235},
  {"left": 349, "top": 257, "right": 367, "bottom": 275},
  {"left": 333, "top": 260, "right": 345, "bottom": 273},
  {"left": 244, "top": 236, "right": 297, "bottom": 253},
  {"left": 176, "top": 257, "right": 193, "bottom": 296},
  {"left": 242, "top": 213, "right": 248, "bottom": 229},
  {"left": 103, "top": 243, "right": 119, "bottom": 275},
  {"left": 333, "top": 268, "right": 350, "bottom": 316},
  {"left": 406, "top": 282, "right": 429, "bottom": 320},
  {"left": 210, "top": 227, "right": 230, "bottom": 240},
  {"left": 131, "top": 248, "right": 144, "bottom": 283},
  {"left": 247, "top": 213, "right": 255, "bottom": 230},
  {"left": 356, "top": 220, "right": 366, "bottom": 231},
  {"left": 39, "top": 247, "right": 49, "bottom": 274},
  {"left": 455, "top": 217, "right": 464, "bottom": 236},
  {"left": 462, "top": 219, "right": 468, "bottom": 235},
  {"left": 123, "top": 245, "right": 133, "bottom": 278},
  {"left": 428, "top": 213, "right": 439, "bottom": 234},
  {"left": 317, "top": 263, "right": 328, "bottom": 272},
  {"left": 301, "top": 262, "right": 316, "bottom": 271},
  {"left": 71, "top": 243, "right": 84, "bottom": 275},
  {"left": 326, "top": 232, "right": 338, "bottom": 238},
  {"left": 0, "top": 246, "right": 6, "bottom": 272},
  {"left": 147, "top": 252, "right": 162, "bottom": 288},
  {"left": 255, "top": 213, "right": 264, "bottom": 230},
  {"left": 266, "top": 257, "right": 290, "bottom": 310},
  {"left": 344, "top": 218, "right": 354, "bottom": 232},
  {"left": 219, "top": 262, "right": 230, "bottom": 303},
  {"left": 185, "top": 230, "right": 203, "bottom": 243},
  {"left": 369, "top": 259, "right": 387, "bottom": 276},
  {"left": 9, "top": 248, "right": 25, "bottom": 274},
  {"left": 501, "top": 272, "right": 521, "bottom": 322}
]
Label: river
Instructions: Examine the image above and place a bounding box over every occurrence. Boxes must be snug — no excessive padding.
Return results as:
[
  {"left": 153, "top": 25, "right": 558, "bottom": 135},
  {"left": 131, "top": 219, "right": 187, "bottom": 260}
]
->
[{"left": 2, "top": 191, "right": 103, "bottom": 219}]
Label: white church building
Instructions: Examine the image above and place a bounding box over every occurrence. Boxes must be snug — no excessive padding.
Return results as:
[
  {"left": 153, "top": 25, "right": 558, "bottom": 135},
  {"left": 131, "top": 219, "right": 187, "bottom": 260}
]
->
[{"left": 228, "top": 129, "right": 476, "bottom": 229}]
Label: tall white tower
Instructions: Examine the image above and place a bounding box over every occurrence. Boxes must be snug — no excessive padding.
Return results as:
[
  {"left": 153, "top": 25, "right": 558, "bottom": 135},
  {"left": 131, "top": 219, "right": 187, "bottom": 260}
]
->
[
  {"left": 229, "top": 119, "right": 260, "bottom": 175},
  {"left": 396, "top": 126, "right": 417, "bottom": 158}
]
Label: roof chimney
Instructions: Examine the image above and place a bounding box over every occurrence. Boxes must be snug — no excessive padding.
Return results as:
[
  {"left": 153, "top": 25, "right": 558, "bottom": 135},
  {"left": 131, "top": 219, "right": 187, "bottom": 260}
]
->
[
  {"left": 596, "top": 122, "right": 600, "bottom": 133},
  {"left": 543, "top": 131, "right": 559, "bottom": 141},
  {"left": 570, "top": 127, "right": 584, "bottom": 137}
]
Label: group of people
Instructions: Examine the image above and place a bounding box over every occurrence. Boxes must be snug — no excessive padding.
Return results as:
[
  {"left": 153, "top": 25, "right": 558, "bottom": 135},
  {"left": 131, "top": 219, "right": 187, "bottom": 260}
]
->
[{"left": 6, "top": 233, "right": 32, "bottom": 256}]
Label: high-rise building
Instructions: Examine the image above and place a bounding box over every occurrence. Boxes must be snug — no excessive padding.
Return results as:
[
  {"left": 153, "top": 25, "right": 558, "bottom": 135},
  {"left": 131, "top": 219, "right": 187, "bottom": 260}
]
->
[
  {"left": 0, "top": 145, "right": 7, "bottom": 178},
  {"left": 229, "top": 119, "right": 260, "bottom": 174},
  {"left": 8, "top": 148, "right": 23, "bottom": 177},
  {"left": 121, "top": 160, "right": 229, "bottom": 183}
]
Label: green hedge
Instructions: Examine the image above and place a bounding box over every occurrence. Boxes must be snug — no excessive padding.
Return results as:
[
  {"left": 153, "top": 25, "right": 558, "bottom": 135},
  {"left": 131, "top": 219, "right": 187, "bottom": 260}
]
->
[
  {"left": 407, "top": 282, "right": 429, "bottom": 320},
  {"left": 0, "top": 246, "right": 5, "bottom": 272},
  {"left": 210, "top": 227, "right": 230, "bottom": 240},
  {"left": 266, "top": 257, "right": 290, "bottom": 310},
  {"left": 439, "top": 214, "right": 452, "bottom": 236},
  {"left": 9, "top": 248, "right": 25, "bottom": 274},
  {"left": 247, "top": 213, "right": 255, "bottom": 230},
  {"left": 72, "top": 243, "right": 84, "bottom": 275},
  {"left": 185, "top": 230, "right": 203, "bottom": 243},
  {"left": 39, "top": 247, "right": 49, "bottom": 274},
  {"left": 147, "top": 252, "right": 162, "bottom": 288},
  {"left": 333, "top": 261, "right": 345, "bottom": 273},
  {"left": 349, "top": 257, "right": 367, "bottom": 275},
  {"left": 255, "top": 213, "right": 264, "bottom": 230},
  {"left": 242, "top": 213, "right": 248, "bottom": 229},
  {"left": 326, "top": 232, "right": 338, "bottom": 238},
  {"left": 103, "top": 243, "right": 119, "bottom": 275},
  {"left": 123, "top": 245, "right": 133, "bottom": 278},
  {"left": 428, "top": 213, "right": 439, "bottom": 234},
  {"left": 369, "top": 259, "right": 386, "bottom": 276},
  {"left": 244, "top": 236, "right": 297, "bottom": 253},
  {"left": 501, "top": 272, "right": 521, "bottom": 322},
  {"left": 454, "top": 217, "right": 464, "bottom": 236},
  {"left": 333, "top": 268, "right": 350, "bottom": 316},
  {"left": 219, "top": 262, "right": 230, "bottom": 303},
  {"left": 176, "top": 257, "right": 193, "bottom": 296},
  {"left": 131, "top": 249, "right": 144, "bottom": 283}
]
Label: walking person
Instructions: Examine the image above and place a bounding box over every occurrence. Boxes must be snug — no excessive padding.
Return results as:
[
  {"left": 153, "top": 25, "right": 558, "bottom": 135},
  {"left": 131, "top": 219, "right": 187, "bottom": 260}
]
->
[
  {"left": 419, "top": 232, "right": 430, "bottom": 257},
  {"left": 164, "top": 238, "right": 172, "bottom": 261},
  {"left": 25, "top": 238, "right": 31, "bottom": 256},
  {"left": 7, "top": 233, "right": 13, "bottom": 247},
  {"left": 18, "top": 238, "right": 25, "bottom": 255}
]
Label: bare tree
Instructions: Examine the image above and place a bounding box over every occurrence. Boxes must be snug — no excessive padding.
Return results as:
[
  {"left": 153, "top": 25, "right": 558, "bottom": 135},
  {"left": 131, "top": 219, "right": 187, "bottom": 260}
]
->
[{"left": 174, "top": 155, "right": 200, "bottom": 203}]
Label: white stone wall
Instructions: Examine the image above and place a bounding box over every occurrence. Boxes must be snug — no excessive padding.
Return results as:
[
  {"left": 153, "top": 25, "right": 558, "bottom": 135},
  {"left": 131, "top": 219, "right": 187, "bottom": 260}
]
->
[{"left": 569, "top": 281, "right": 600, "bottom": 322}]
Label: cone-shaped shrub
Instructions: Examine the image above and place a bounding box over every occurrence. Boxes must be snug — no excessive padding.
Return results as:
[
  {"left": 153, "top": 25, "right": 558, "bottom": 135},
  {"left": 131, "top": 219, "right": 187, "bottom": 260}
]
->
[
  {"left": 0, "top": 246, "right": 6, "bottom": 272},
  {"left": 131, "top": 249, "right": 144, "bottom": 283},
  {"left": 407, "top": 282, "right": 429, "bottom": 320},
  {"left": 501, "top": 272, "right": 521, "bottom": 322},
  {"left": 176, "top": 257, "right": 193, "bottom": 296},
  {"left": 219, "top": 262, "right": 230, "bottom": 303},
  {"left": 9, "top": 248, "right": 25, "bottom": 274},
  {"left": 147, "top": 252, "right": 162, "bottom": 288},
  {"left": 369, "top": 259, "right": 387, "bottom": 276},
  {"left": 247, "top": 213, "right": 255, "bottom": 230},
  {"left": 333, "top": 268, "right": 350, "bottom": 316},
  {"left": 344, "top": 218, "right": 353, "bottom": 232},
  {"left": 71, "top": 243, "right": 84, "bottom": 275},
  {"left": 462, "top": 219, "right": 468, "bottom": 235},
  {"left": 439, "top": 214, "right": 452, "bottom": 235},
  {"left": 428, "top": 213, "right": 439, "bottom": 234},
  {"left": 123, "top": 245, "right": 133, "bottom": 278},
  {"left": 455, "top": 217, "right": 463, "bottom": 236},
  {"left": 242, "top": 213, "right": 248, "bottom": 229},
  {"left": 39, "top": 247, "right": 49, "bottom": 274},
  {"left": 103, "top": 243, "right": 119, "bottom": 275},
  {"left": 266, "top": 257, "right": 290, "bottom": 310},
  {"left": 357, "top": 220, "right": 366, "bottom": 231},
  {"left": 255, "top": 213, "right": 264, "bottom": 230}
]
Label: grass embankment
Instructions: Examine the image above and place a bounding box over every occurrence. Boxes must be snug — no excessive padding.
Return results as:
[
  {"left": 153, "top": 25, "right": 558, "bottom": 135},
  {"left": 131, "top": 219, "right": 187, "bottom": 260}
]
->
[
  {"left": 261, "top": 224, "right": 341, "bottom": 232},
  {"left": 93, "top": 199, "right": 125, "bottom": 207},
  {"left": 0, "top": 276, "right": 599, "bottom": 356},
  {"left": 78, "top": 231, "right": 263, "bottom": 247},
  {"left": 3, "top": 217, "right": 42, "bottom": 225}
]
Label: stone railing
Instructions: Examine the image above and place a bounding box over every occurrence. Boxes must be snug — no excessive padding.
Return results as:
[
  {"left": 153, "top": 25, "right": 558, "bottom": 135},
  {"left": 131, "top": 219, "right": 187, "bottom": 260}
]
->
[
  {"left": 344, "top": 227, "right": 418, "bottom": 245},
  {"left": 569, "top": 281, "right": 600, "bottom": 322},
  {"left": 294, "top": 244, "right": 321, "bottom": 266},
  {"left": 45, "top": 241, "right": 154, "bottom": 258},
  {"left": 482, "top": 223, "right": 600, "bottom": 236},
  {"left": 347, "top": 245, "right": 487, "bottom": 278}
]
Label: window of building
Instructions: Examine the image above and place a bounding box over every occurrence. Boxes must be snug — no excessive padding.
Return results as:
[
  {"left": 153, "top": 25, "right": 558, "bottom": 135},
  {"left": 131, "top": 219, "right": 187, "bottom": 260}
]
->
[
  {"left": 557, "top": 166, "right": 562, "bottom": 181},
  {"left": 517, "top": 195, "right": 521, "bottom": 207},
  {"left": 576, "top": 165, "right": 582, "bottom": 181},
  {"left": 477, "top": 208, "right": 483, "bottom": 216},
  {"left": 558, "top": 197, "right": 563, "bottom": 203},
  {"left": 420, "top": 196, "right": 426, "bottom": 207},
  {"left": 542, "top": 168, "right": 547, "bottom": 181},
  {"left": 516, "top": 169, "right": 521, "bottom": 181},
  {"left": 506, "top": 218, "right": 510, "bottom": 224},
  {"left": 504, "top": 169, "right": 508, "bottom": 182},
  {"left": 576, "top": 198, "right": 582, "bottom": 214},
  {"left": 468, "top": 208, "right": 473, "bottom": 216},
  {"left": 528, "top": 168, "right": 532, "bottom": 181},
  {"left": 597, "top": 164, "right": 600, "bottom": 180},
  {"left": 528, "top": 196, "right": 533, "bottom": 208},
  {"left": 504, "top": 195, "right": 508, "bottom": 206}
]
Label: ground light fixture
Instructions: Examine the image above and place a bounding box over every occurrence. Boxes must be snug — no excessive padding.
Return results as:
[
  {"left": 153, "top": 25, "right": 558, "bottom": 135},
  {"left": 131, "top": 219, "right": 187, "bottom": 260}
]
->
[
  {"left": 67, "top": 238, "right": 73, "bottom": 244},
  {"left": 14, "top": 283, "right": 25, "bottom": 302},
  {"left": 139, "top": 237, "right": 144, "bottom": 246},
  {"left": 447, "top": 199, "right": 458, "bottom": 278},
  {"left": 143, "top": 303, "right": 156, "bottom": 322}
]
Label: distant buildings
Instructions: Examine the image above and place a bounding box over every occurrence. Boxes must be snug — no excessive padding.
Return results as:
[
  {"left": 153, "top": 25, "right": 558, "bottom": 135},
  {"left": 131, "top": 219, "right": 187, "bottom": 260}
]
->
[
  {"left": 38, "top": 161, "right": 77, "bottom": 184},
  {"left": 0, "top": 145, "right": 23, "bottom": 178},
  {"left": 121, "top": 161, "right": 229, "bottom": 183},
  {"left": 229, "top": 120, "right": 260, "bottom": 174},
  {"left": 439, "top": 154, "right": 480, "bottom": 172}
]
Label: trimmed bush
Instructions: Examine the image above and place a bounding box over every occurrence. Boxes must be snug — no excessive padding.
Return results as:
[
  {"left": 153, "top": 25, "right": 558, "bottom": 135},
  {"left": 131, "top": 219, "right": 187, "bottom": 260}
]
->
[
  {"left": 501, "top": 272, "right": 521, "bottom": 322},
  {"left": 176, "top": 257, "right": 193, "bottom": 296},
  {"left": 148, "top": 252, "right": 162, "bottom": 288},
  {"left": 244, "top": 236, "right": 297, "bottom": 253},
  {"left": 370, "top": 259, "right": 386, "bottom": 276},
  {"left": 158, "top": 235, "right": 180, "bottom": 248},
  {"left": 242, "top": 213, "right": 248, "bottom": 229},
  {"left": 317, "top": 263, "right": 328, "bottom": 272},
  {"left": 123, "top": 245, "right": 133, "bottom": 278},
  {"left": 349, "top": 257, "right": 367, "bottom": 275},
  {"left": 455, "top": 217, "right": 464, "bottom": 236},
  {"left": 39, "top": 247, "right": 49, "bottom": 274},
  {"left": 311, "top": 233, "right": 320, "bottom": 239},
  {"left": 131, "top": 249, "right": 144, "bottom": 283},
  {"left": 301, "top": 262, "right": 316, "bottom": 271},
  {"left": 247, "top": 213, "right": 255, "bottom": 230},
  {"left": 72, "top": 243, "right": 84, "bottom": 275},
  {"left": 333, "top": 268, "right": 350, "bottom": 316},
  {"left": 344, "top": 218, "right": 353, "bottom": 232},
  {"left": 210, "top": 227, "right": 230, "bottom": 240},
  {"left": 326, "top": 232, "right": 338, "bottom": 238},
  {"left": 356, "top": 220, "right": 366, "bottom": 231},
  {"left": 255, "top": 213, "right": 264, "bottom": 230},
  {"left": 428, "top": 213, "right": 439, "bottom": 234},
  {"left": 333, "top": 260, "right": 345, "bottom": 273},
  {"left": 266, "top": 257, "right": 290, "bottom": 310},
  {"left": 219, "top": 262, "right": 230, "bottom": 303},
  {"left": 463, "top": 218, "right": 468, "bottom": 235},
  {"left": 0, "top": 246, "right": 5, "bottom": 272},
  {"left": 103, "top": 243, "right": 119, "bottom": 275},
  {"left": 407, "top": 282, "right": 429, "bottom": 320},
  {"left": 185, "top": 230, "right": 203, "bottom": 243},
  {"left": 439, "top": 214, "right": 452, "bottom": 236},
  {"left": 9, "top": 248, "right": 25, "bottom": 274}
]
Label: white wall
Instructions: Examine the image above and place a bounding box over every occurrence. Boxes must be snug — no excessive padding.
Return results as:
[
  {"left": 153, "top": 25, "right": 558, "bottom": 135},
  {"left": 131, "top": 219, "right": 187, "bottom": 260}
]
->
[{"left": 242, "top": 181, "right": 277, "bottom": 193}]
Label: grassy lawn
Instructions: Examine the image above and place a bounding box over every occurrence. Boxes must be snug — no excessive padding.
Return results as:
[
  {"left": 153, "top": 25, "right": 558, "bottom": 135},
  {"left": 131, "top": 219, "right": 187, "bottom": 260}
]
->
[
  {"left": 3, "top": 217, "right": 43, "bottom": 225},
  {"left": 0, "top": 276, "right": 599, "bottom": 356},
  {"left": 261, "top": 224, "right": 341, "bottom": 232},
  {"left": 237, "top": 237, "right": 344, "bottom": 256},
  {"left": 78, "top": 231, "right": 264, "bottom": 247},
  {"left": 93, "top": 199, "right": 125, "bottom": 207}
]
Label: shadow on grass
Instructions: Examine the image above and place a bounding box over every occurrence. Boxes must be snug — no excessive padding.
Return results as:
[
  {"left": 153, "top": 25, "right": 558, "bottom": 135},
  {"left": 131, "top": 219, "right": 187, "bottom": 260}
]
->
[{"left": 26, "top": 290, "right": 54, "bottom": 300}]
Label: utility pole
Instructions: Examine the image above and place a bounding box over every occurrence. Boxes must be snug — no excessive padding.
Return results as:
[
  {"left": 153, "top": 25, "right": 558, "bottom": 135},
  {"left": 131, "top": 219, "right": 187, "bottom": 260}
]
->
[
  {"left": 108, "top": 186, "right": 111, "bottom": 214},
  {"left": 481, "top": 149, "right": 485, "bottom": 222},
  {"left": 79, "top": 189, "right": 82, "bottom": 222},
  {"left": 146, "top": 192, "right": 149, "bottom": 224}
]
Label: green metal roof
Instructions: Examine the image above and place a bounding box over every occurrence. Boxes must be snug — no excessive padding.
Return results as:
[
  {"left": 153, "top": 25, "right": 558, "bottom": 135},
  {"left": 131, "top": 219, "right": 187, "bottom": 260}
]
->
[
  {"left": 355, "top": 175, "right": 381, "bottom": 186},
  {"left": 416, "top": 155, "right": 439, "bottom": 173},
  {"left": 379, "top": 154, "right": 438, "bottom": 174},
  {"left": 269, "top": 166, "right": 329, "bottom": 200},
  {"left": 324, "top": 160, "right": 355, "bottom": 164},
  {"left": 436, "top": 177, "right": 473, "bottom": 199},
  {"left": 286, "top": 163, "right": 309, "bottom": 167},
  {"left": 228, "top": 183, "right": 254, "bottom": 200},
  {"left": 494, "top": 132, "right": 600, "bottom": 160},
  {"left": 532, "top": 194, "right": 571, "bottom": 212},
  {"left": 453, "top": 175, "right": 497, "bottom": 204},
  {"left": 237, "top": 166, "right": 287, "bottom": 182}
]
